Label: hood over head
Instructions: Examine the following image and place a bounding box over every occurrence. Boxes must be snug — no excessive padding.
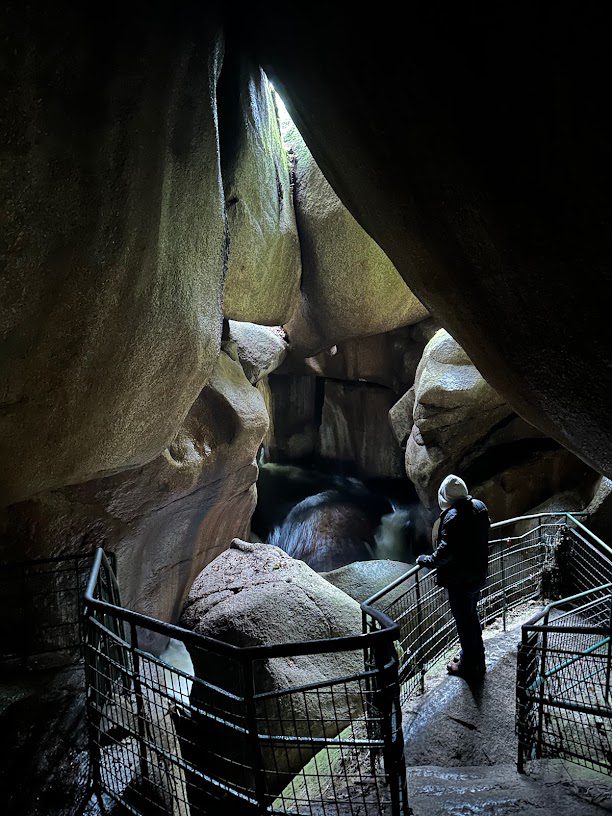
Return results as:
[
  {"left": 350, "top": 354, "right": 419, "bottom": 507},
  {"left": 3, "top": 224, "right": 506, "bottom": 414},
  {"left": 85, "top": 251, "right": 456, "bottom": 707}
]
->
[{"left": 438, "top": 474, "right": 469, "bottom": 512}]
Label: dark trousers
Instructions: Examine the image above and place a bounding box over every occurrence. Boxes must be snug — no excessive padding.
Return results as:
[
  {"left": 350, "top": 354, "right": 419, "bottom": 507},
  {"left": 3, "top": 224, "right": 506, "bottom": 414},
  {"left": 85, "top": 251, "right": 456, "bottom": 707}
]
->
[{"left": 447, "top": 586, "right": 485, "bottom": 667}]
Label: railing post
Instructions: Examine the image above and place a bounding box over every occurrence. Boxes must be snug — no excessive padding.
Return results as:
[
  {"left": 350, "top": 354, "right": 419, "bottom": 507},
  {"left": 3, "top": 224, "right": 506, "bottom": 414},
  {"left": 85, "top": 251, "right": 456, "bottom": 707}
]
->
[
  {"left": 606, "top": 592, "right": 612, "bottom": 703},
  {"left": 535, "top": 626, "right": 548, "bottom": 760},
  {"left": 129, "top": 621, "right": 150, "bottom": 786},
  {"left": 500, "top": 544, "right": 507, "bottom": 632},
  {"left": 83, "top": 606, "right": 102, "bottom": 805},
  {"left": 362, "top": 609, "right": 378, "bottom": 778},
  {"left": 516, "top": 638, "right": 526, "bottom": 773},
  {"left": 374, "top": 637, "right": 410, "bottom": 816},
  {"left": 243, "top": 658, "right": 268, "bottom": 814},
  {"left": 414, "top": 571, "right": 426, "bottom": 694}
]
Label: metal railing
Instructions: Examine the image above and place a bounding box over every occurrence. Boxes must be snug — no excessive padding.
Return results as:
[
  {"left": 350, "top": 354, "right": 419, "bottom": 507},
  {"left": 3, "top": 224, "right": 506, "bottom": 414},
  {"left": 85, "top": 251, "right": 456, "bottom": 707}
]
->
[
  {"left": 516, "top": 518, "right": 612, "bottom": 774},
  {"left": 0, "top": 552, "right": 98, "bottom": 665},
  {"left": 4, "top": 510, "right": 608, "bottom": 814},
  {"left": 83, "top": 549, "right": 409, "bottom": 815},
  {"left": 362, "top": 512, "right": 581, "bottom": 701}
]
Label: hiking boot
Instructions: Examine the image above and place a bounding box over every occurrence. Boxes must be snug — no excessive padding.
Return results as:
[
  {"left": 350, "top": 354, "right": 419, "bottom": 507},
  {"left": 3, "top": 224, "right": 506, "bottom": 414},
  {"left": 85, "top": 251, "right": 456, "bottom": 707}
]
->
[
  {"left": 447, "top": 658, "right": 486, "bottom": 680},
  {"left": 446, "top": 655, "right": 461, "bottom": 672}
]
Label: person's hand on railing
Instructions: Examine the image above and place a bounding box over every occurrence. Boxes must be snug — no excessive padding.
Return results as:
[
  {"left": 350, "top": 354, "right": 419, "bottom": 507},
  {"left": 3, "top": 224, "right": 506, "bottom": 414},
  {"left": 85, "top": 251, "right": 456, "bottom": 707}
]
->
[{"left": 416, "top": 554, "right": 430, "bottom": 568}]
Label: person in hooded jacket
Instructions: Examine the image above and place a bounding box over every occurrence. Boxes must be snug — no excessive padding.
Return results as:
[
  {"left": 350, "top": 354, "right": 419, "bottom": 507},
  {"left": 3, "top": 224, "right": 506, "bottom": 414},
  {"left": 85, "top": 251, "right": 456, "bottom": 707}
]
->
[{"left": 417, "top": 474, "right": 490, "bottom": 679}]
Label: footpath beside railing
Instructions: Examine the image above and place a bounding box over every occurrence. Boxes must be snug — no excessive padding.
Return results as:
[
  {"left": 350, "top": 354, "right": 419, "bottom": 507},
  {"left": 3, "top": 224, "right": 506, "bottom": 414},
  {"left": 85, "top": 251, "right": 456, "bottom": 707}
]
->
[
  {"left": 516, "top": 515, "right": 612, "bottom": 774},
  {"left": 83, "top": 549, "right": 409, "bottom": 816}
]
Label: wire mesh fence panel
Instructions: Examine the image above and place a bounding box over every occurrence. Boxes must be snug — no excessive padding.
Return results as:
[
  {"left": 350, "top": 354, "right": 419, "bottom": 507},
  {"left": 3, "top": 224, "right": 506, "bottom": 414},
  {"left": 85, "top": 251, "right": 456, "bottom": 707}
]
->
[
  {"left": 364, "top": 516, "right": 567, "bottom": 703},
  {"left": 517, "top": 589, "right": 612, "bottom": 774},
  {"left": 85, "top": 608, "right": 253, "bottom": 814},
  {"left": 84, "top": 550, "right": 409, "bottom": 816},
  {"left": 0, "top": 553, "right": 96, "bottom": 664},
  {"left": 563, "top": 523, "right": 612, "bottom": 601},
  {"left": 253, "top": 650, "right": 404, "bottom": 815}
]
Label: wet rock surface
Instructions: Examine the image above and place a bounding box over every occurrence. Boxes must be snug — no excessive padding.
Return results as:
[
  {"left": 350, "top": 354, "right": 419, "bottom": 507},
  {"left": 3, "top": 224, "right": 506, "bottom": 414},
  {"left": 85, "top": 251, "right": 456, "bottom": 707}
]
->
[
  {"left": 407, "top": 761, "right": 610, "bottom": 816},
  {"left": 403, "top": 627, "right": 520, "bottom": 767},
  {"left": 258, "top": 373, "right": 320, "bottom": 462},
  {"left": 401, "top": 620, "right": 611, "bottom": 815}
]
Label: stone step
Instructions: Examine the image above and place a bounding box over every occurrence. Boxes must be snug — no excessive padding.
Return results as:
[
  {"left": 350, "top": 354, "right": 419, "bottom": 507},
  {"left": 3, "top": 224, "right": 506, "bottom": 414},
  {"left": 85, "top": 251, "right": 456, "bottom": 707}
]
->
[{"left": 407, "top": 761, "right": 611, "bottom": 816}]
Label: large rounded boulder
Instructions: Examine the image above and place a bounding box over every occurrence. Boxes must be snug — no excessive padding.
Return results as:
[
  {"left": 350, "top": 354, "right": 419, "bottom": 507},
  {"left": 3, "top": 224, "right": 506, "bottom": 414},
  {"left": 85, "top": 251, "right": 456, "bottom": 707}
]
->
[
  {"left": 404, "top": 329, "right": 511, "bottom": 504},
  {"left": 180, "top": 540, "right": 364, "bottom": 792},
  {"left": 267, "top": 489, "right": 388, "bottom": 571},
  {"left": 401, "top": 329, "right": 596, "bottom": 516},
  {"left": 281, "top": 117, "right": 428, "bottom": 355}
]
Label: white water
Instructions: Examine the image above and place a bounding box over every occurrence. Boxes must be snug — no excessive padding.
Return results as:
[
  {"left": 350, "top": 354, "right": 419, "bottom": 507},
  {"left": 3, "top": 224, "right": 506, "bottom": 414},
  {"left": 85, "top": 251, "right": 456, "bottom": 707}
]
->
[
  {"left": 159, "top": 638, "right": 194, "bottom": 703},
  {"left": 374, "top": 507, "right": 415, "bottom": 563}
]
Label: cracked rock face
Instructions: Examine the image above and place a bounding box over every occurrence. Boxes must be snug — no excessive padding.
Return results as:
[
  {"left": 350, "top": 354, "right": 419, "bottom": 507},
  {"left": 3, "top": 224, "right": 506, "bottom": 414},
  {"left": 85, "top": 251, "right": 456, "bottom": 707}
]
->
[
  {"left": 404, "top": 330, "right": 512, "bottom": 504},
  {"left": 180, "top": 540, "right": 364, "bottom": 791},
  {"left": 401, "top": 330, "right": 595, "bottom": 515},
  {"left": 318, "top": 379, "right": 406, "bottom": 479}
]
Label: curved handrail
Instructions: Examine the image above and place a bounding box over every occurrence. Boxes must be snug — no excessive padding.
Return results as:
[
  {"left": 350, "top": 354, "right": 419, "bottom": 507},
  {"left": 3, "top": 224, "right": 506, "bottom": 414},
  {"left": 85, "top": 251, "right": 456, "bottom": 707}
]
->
[
  {"left": 84, "top": 548, "right": 400, "bottom": 661},
  {"left": 521, "top": 581, "right": 612, "bottom": 629},
  {"left": 490, "top": 511, "right": 588, "bottom": 530},
  {"left": 566, "top": 512, "right": 612, "bottom": 557},
  {"left": 363, "top": 511, "right": 572, "bottom": 609}
]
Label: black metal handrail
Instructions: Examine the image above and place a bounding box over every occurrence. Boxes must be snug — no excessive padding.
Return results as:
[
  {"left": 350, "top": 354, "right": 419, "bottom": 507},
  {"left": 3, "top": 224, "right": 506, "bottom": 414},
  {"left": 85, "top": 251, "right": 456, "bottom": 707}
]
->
[
  {"left": 361, "top": 512, "right": 576, "bottom": 699},
  {"left": 517, "top": 577, "right": 611, "bottom": 774},
  {"left": 85, "top": 550, "right": 400, "bottom": 659},
  {"left": 83, "top": 548, "right": 409, "bottom": 815}
]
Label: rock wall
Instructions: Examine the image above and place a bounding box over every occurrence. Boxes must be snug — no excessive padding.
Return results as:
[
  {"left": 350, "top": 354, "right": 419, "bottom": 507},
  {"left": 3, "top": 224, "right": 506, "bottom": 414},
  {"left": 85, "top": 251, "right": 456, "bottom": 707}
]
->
[
  {"left": 220, "top": 56, "right": 301, "bottom": 325},
  {"left": 1, "top": 5, "right": 604, "bottom": 639},
  {"left": 1, "top": 6, "right": 227, "bottom": 506},
  {"left": 242, "top": 7, "right": 612, "bottom": 477},
  {"left": 281, "top": 117, "right": 428, "bottom": 356},
  {"left": 260, "top": 319, "right": 435, "bottom": 476},
  {"left": 318, "top": 380, "right": 405, "bottom": 478}
]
